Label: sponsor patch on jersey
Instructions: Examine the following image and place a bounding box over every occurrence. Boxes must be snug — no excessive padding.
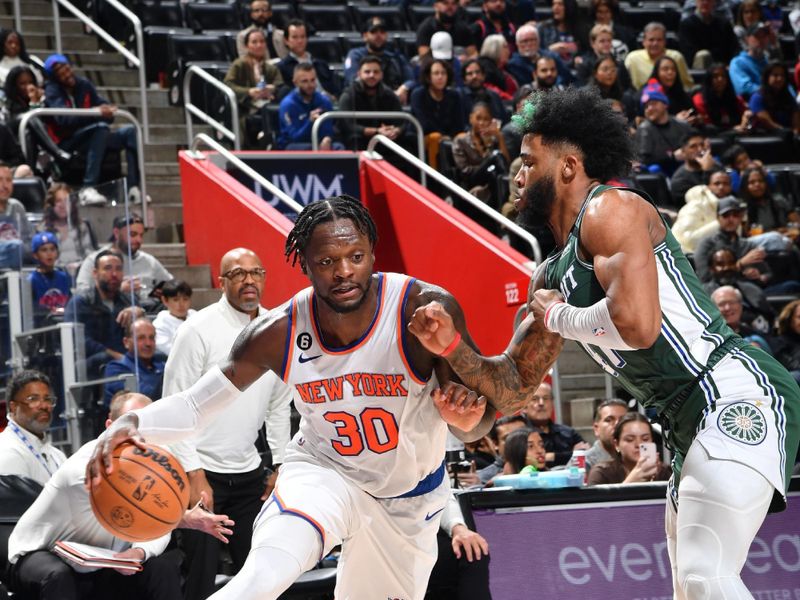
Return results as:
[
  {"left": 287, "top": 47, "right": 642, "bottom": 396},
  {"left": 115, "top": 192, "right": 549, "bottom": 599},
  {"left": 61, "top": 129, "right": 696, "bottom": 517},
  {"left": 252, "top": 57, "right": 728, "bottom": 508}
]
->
[
  {"left": 592, "top": 327, "right": 606, "bottom": 337},
  {"left": 717, "top": 402, "right": 767, "bottom": 445},
  {"left": 296, "top": 332, "right": 313, "bottom": 351}
]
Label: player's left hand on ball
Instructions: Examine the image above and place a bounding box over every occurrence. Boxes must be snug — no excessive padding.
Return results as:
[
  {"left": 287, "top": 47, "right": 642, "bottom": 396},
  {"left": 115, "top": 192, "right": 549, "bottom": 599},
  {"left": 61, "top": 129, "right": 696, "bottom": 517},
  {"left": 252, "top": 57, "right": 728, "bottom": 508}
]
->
[
  {"left": 530, "top": 289, "right": 565, "bottom": 324},
  {"left": 433, "top": 382, "right": 487, "bottom": 432},
  {"left": 451, "top": 524, "right": 489, "bottom": 562},
  {"left": 407, "top": 301, "right": 458, "bottom": 356}
]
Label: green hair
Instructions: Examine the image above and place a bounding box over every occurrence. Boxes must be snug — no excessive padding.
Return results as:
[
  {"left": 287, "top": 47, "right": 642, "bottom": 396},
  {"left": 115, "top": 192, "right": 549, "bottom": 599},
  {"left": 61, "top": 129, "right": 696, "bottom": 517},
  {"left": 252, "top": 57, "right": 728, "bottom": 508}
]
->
[{"left": 511, "top": 95, "right": 539, "bottom": 130}]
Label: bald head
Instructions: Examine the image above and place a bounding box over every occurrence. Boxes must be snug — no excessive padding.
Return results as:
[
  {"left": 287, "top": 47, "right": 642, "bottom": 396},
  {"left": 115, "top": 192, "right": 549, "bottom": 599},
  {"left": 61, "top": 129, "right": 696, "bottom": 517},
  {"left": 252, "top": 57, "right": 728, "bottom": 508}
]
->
[
  {"left": 107, "top": 392, "right": 152, "bottom": 424},
  {"left": 220, "top": 248, "right": 261, "bottom": 274},
  {"left": 218, "top": 247, "right": 265, "bottom": 316}
]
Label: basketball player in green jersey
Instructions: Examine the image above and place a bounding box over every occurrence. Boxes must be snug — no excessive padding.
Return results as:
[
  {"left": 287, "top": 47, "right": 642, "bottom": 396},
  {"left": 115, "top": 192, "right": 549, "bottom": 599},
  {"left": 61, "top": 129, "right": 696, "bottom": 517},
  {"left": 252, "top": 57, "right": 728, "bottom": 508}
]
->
[{"left": 409, "top": 87, "right": 800, "bottom": 600}]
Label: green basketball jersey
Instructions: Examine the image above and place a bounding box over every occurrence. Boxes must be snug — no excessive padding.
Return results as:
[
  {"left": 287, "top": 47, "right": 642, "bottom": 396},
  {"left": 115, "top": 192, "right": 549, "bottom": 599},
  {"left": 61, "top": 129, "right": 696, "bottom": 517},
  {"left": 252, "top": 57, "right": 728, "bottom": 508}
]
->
[{"left": 544, "top": 185, "right": 738, "bottom": 417}]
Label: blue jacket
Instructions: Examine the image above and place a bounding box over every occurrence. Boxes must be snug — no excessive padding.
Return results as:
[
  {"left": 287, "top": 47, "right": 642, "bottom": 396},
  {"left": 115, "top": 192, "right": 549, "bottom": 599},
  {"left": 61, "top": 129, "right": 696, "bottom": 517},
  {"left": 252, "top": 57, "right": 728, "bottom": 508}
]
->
[
  {"left": 44, "top": 75, "right": 110, "bottom": 142},
  {"left": 64, "top": 287, "right": 132, "bottom": 359},
  {"left": 103, "top": 352, "right": 166, "bottom": 406},
  {"left": 28, "top": 269, "right": 71, "bottom": 310},
  {"left": 343, "top": 46, "right": 415, "bottom": 91},
  {"left": 506, "top": 51, "right": 573, "bottom": 87},
  {"left": 277, "top": 88, "right": 335, "bottom": 148},
  {"left": 729, "top": 51, "right": 767, "bottom": 99}
]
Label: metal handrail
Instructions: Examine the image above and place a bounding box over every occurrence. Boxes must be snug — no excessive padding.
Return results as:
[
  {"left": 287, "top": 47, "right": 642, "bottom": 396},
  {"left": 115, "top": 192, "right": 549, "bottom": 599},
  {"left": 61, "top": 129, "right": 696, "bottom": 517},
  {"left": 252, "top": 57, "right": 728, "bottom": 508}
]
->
[
  {"left": 51, "top": 0, "right": 150, "bottom": 143},
  {"left": 184, "top": 65, "right": 241, "bottom": 150},
  {"left": 13, "top": 0, "right": 21, "bottom": 32},
  {"left": 365, "top": 134, "right": 542, "bottom": 263},
  {"left": 188, "top": 133, "right": 303, "bottom": 214},
  {"left": 311, "top": 110, "right": 425, "bottom": 155},
  {"left": 19, "top": 107, "right": 149, "bottom": 226}
]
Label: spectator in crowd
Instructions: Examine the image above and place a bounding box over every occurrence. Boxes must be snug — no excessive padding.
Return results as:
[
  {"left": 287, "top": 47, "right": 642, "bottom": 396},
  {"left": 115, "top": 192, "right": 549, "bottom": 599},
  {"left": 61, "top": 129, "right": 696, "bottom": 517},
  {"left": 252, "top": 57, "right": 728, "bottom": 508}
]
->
[
  {"left": 43, "top": 54, "right": 141, "bottom": 206},
  {"left": 537, "top": 0, "right": 588, "bottom": 66},
  {"left": 624, "top": 22, "right": 693, "bottom": 90},
  {"left": 6, "top": 392, "right": 190, "bottom": 600},
  {"left": 0, "top": 160, "right": 32, "bottom": 268},
  {"left": 587, "top": 55, "right": 635, "bottom": 122},
  {"left": 693, "top": 196, "right": 769, "bottom": 283},
  {"left": 585, "top": 398, "right": 629, "bottom": 473},
  {"left": 337, "top": 56, "right": 407, "bottom": 151},
  {"left": 749, "top": 61, "right": 800, "bottom": 134},
  {"left": 426, "top": 495, "right": 491, "bottom": 600},
  {"left": 587, "top": 413, "right": 671, "bottom": 485},
  {"left": 703, "top": 248, "right": 774, "bottom": 335},
  {"left": 2, "top": 65, "right": 67, "bottom": 175},
  {"left": 0, "top": 29, "right": 42, "bottom": 86},
  {"left": 671, "top": 169, "right": 733, "bottom": 253},
  {"left": 739, "top": 165, "right": 798, "bottom": 235},
  {"left": 773, "top": 299, "right": 800, "bottom": 386},
  {"left": 410, "top": 58, "right": 467, "bottom": 169},
  {"left": 452, "top": 102, "right": 510, "bottom": 228},
  {"left": 575, "top": 24, "right": 631, "bottom": 88},
  {"left": 642, "top": 56, "right": 696, "bottom": 118},
  {"left": 236, "top": 0, "right": 287, "bottom": 60},
  {"left": 530, "top": 55, "right": 562, "bottom": 92},
  {"left": 38, "top": 182, "right": 96, "bottom": 276},
  {"left": 27, "top": 231, "right": 71, "bottom": 318},
  {"left": 691, "top": 63, "right": 751, "bottom": 134},
  {"left": 502, "top": 427, "right": 547, "bottom": 474},
  {"left": 711, "top": 285, "right": 773, "bottom": 352},
  {"left": 478, "top": 34, "right": 518, "bottom": 99},
  {"left": 523, "top": 381, "right": 589, "bottom": 468},
  {"left": 500, "top": 84, "right": 532, "bottom": 162},
  {"left": 343, "top": 17, "right": 415, "bottom": 104},
  {"left": 734, "top": 0, "right": 783, "bottom": 60},
  {"left": 153, "top": 279, "right": 195, "bottom": 355},
  {"left": 588, "top": 0, "right": 636, "bottom": 60},
  {"left": 75, "top": 213, "right": 173, "bottom": 307},
  {"left": 103, "top": 317, "right": 165, "bottom": 406},
  {"left": 164, "top": 247, "right": 291, "bottom": 600},
  {"left": 0, "top": 370, "right": 66, "bottom": 486},
  {"left": 224, "top": 29, "right": 284, "bottom": 150},
  {"left": 467, "top": 414, "right": 528, "bottom": 485},
  {"left": 277, "top": 63, "right": 338, "bottom": 150},
  {"left": 421, "top": 31, "right": 466, "bottom": 92},
  {"left": 65, "top": 249, "right": 145, "bottom": 377},
  {"left": 277, "top": 20, "right": 340, "bottom": 99},
  {"left": 678, "top": 0, "right": 740, "bottom": 69},
  {"left": 730, "top": 22, "right": 771, "bottom": 99},
  {"left": 669, "top": 130, "right": 722, "bottom": 205},
  {"left": 722, "top": 143, "right": 775, "bottom": 194},
  {"left": 471, "top": 0, "right": 517, "bottom": 56},
  {"left": 507, "top": 24, "right": 572, "bottom": 88},
  {"left": 633, "top": 80, "right": 692, "bottom": 175},
  {"left": 417, "top": 0, "right": 476, "bottom": 57},
  {"left": 459, "top": 58, "right": 507, "bottom": 124}
]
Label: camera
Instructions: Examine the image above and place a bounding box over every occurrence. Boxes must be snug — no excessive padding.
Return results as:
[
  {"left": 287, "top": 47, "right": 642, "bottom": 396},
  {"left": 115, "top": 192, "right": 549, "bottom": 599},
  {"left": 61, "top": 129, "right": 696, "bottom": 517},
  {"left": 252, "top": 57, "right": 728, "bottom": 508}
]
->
[{"left": 447, "top": 460, "right": 473, "bottom": 474}]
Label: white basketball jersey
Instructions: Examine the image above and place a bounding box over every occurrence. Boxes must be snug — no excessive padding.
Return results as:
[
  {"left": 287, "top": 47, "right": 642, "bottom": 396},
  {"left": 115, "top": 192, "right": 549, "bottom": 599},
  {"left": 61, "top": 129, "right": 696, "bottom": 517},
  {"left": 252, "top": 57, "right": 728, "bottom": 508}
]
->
[{"left": 281, "top": 272, "right": 448, "bottom": 498}]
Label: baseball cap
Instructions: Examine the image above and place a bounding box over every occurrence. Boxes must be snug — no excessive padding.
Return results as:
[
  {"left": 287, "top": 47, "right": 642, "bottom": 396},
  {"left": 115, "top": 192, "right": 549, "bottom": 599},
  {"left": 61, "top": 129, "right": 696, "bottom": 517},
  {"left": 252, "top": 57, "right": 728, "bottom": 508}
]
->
[
  {"left": 112, "top": 213, "right": 144, "bottom": 229},
  {"left": 717, "top": 196, "right": 747, "bottom": 215},
  {"left": 43, "top": 53, "right": 70, "bottom": 76},
  {"left": 640, "top": 78, "right": 669, "bottom": 108},
  {"left": 32, "top": 231, "right": 59, "bottom": 253},
  {"left": 365, "top": 16, "right": 387, "bottom": 32},
  {"left": 430, "top": 31, "right": 453, "bottom": 60},
  {"left": 745, "top": 22, "right": 770, "bottom": 36}
]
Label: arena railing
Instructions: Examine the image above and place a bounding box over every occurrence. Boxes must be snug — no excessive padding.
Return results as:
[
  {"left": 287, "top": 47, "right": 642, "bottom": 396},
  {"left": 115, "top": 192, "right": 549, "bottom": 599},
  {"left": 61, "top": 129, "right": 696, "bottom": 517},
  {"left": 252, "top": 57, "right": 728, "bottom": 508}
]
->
[
  {"left": 50, "top": 0, "right": 150, "bottom": 144},
  {"left": 18, "top": 107, "right": 149, "bottom": 227},
  {"left": 187, "top": 133, "right": 303, "bottom": 214},
  {"left": 183, "top": 65, "right": 241, "bottom": 151},
  {"left": 365, "top": 133, "right": 542, "bottom": 263}
]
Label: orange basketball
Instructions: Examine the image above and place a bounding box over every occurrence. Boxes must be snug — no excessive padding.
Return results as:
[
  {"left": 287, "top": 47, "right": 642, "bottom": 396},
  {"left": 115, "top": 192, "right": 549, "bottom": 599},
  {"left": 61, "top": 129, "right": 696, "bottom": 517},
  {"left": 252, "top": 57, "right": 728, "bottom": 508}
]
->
[{"left": 89, "top": 442, "right": 189, "bottom": 542}]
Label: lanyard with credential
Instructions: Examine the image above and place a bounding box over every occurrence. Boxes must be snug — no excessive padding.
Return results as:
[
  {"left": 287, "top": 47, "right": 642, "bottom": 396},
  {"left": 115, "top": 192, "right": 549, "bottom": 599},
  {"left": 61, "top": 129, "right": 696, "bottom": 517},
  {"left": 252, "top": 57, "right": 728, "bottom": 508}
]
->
[{"left": 9, "top": 421, "right": 54, "bottom": 476}]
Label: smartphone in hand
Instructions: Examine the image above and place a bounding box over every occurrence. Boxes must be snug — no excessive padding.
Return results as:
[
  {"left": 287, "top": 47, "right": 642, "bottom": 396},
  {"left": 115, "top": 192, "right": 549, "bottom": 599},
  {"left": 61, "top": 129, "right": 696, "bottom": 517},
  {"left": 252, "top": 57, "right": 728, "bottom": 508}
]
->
[{"left": 640, "top": 442, "right": 657, "bottom": 465}]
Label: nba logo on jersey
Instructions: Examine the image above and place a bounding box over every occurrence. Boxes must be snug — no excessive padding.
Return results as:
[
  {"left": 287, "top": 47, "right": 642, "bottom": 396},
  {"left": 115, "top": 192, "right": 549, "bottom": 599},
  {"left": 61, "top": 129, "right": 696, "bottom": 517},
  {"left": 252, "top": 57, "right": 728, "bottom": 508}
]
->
[{"left": 593, "top": 327, "right": 606, "bottom": 337}]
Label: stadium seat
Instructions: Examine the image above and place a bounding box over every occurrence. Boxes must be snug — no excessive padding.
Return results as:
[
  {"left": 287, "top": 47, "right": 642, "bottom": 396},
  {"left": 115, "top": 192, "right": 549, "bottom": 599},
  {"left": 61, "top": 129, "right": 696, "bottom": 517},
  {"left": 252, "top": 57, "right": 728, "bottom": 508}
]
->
[
  {"left": 12, "top": 177, "right": 47, "bottom": 214},
  {"left": 391, "top": 31, "right": 417, "bottom": 59},
  {"left": 144, "top": 25, "right": 193, "bottom": 84},
  {"left": 134, "top": 0, "right": 184, "bottom": 28},
  {"left": 350, "top": 5, "right": 408, "bottom": 32},
  {"left": 204, "top": 29, "right": 240, "bottom": 61},
  {"left": 338, "top": 31, "right": 366, "bottom": 53},
  {"left": 536, "top": 6, "right": 554, "bottom": 21},
  {"left": 166, "top": 33, "right": 231, "bottom": 105},
  {"left": 406, "top": 5, "right": 434, "bottom": 29},
  {"left": 307, "top": 35, "right": 346, "bottom": 65},
  {"left": 764, "top": 163, "right": 800, "bottom": 204},
  {"left": 736, "top": 135, "right": 793, "bottom": 165},
  {"left": 299, "top": 5, "right": 356, "bottom": 33},
  {"left": 0, "top": 476, "right": 43, "bottom": 595},
  {"left": 707, "top": 136, "right": 731, "bottom": 157},
  {"left": 184, "top": 61, "right": 235, "bottom": 133},
  {"left": 634, "top": 171, "right": 673, "bottom": 209},
  {"left": 237, "top": 2, "right": 295, "bottom": 29},
  {"left": 185, "top": 2, "right": 242, "bottom": 34},
  {"left": 689, "top": 68, "right": 707, "bottom": 85},
  {"left": 621, "top": 3, "right": 680, "bottom": 31}
]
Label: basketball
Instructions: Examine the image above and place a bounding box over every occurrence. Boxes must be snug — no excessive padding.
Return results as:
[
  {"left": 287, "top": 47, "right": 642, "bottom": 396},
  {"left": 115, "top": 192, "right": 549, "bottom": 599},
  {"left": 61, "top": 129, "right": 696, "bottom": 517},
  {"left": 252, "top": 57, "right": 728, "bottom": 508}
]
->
[{"left": 89, "top": 442, "right": 189, "bottom": 542}]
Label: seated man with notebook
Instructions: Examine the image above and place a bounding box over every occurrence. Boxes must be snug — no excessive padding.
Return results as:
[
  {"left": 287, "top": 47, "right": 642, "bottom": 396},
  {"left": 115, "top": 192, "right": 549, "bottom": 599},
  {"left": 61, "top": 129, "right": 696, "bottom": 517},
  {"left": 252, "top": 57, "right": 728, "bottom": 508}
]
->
[{"left": 5, "top": 391, "right": 233, "bottom": 600}]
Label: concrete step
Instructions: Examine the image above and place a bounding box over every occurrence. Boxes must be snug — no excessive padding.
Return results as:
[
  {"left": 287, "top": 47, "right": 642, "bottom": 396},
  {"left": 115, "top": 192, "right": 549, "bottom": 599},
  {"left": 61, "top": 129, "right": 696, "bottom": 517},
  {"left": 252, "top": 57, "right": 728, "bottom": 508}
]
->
[
  {"left": 146, "top": 181, "right": 182, "bottom": 203},
  {"left": 142, "top": 242, "right": 186, "bottom": 266},
  {"left": 151, "top": 203, "right": 183, "bottom": 226},
  {"left": 142, "top": 143, "right": 183, "bottom": 163},
  {"left": 95, "top": 88, "right": 172, "bottom": 108},
  {"left": 192, "top": 288, "right": 222, "bottom": 310},
  {"left": 168, "top": 265, "right": 212, "bottom": 289},
  {"left": 130, "top": 106, "right": 188, "bottom": 126},
  {"left": 0, "top": 14, "right": 85, "bottom": 34},
  {"left": 82, "top": 68, "right": 142, "bottom": 88},
  {"left": 3, "top": 0, "right": 61, "bottom": 17},
  {"left": 25, "top": 32, "right": 101, "bottom": 53}
]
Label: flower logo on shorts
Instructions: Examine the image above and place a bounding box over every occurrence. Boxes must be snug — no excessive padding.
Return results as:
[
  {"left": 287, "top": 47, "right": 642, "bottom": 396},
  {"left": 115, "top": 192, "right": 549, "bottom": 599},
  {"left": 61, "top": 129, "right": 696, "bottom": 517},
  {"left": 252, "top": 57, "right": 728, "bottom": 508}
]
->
[{"left": 717, "top": 402, "right": 767, "bottom": 445}]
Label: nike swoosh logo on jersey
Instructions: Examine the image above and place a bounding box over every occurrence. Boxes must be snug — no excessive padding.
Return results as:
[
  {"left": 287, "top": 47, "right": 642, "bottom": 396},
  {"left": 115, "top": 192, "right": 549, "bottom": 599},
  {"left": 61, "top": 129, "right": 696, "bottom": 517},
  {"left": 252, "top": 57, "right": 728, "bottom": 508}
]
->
[
  {"left": 424, "top": 507, "right": 445, "bottom": 521},
  {"left": 298, "top": 353, "right": 322, "bottom": 363}
]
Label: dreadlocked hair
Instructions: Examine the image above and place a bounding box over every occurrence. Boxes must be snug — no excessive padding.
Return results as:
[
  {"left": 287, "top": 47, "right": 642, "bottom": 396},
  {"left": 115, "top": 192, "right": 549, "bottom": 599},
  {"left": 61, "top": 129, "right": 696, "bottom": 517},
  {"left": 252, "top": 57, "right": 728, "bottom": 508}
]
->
[
  {"left": 284, "top": 195, "right": 378, "bottom": 266},
  {"left": 511, "top": 86, "right": 634, "bottom": 181}
]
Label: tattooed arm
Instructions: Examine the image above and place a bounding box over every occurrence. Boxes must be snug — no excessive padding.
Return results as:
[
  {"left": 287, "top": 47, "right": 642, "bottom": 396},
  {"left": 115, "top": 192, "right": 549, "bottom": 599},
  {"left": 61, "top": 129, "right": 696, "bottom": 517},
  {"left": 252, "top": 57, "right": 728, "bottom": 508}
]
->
[{"left": 407, "top": 263, "right": 564, "bottom": 415}]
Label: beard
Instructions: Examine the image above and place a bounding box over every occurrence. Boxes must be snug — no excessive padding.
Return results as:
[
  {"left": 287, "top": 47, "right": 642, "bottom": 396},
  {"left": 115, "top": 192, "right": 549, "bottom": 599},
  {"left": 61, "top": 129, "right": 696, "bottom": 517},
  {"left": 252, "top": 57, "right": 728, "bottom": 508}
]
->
[
  {"left": 367, "top": 41, "right": 385, "bottom": 53},
  {"left": 439, "top": 13, "right": 456, "bottom": 24},
  {"left": 319, "top": 275, "right": 373, "bottom": 314},
  {"left": 519, "top": 175, "right": 557, "bottom": 231},
  {"left": 487, "top": 9, "right": 505, "bottom": 20}
]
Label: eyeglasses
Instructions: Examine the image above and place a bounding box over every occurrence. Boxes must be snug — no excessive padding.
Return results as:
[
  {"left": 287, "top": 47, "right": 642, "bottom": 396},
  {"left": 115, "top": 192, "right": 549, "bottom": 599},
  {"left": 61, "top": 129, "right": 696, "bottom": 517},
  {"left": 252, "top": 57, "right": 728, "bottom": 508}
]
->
[
  {"left": 531, "top": 395, "right": 553, "bottom": 402},
  {"left": 221, "top": 267, "right": 266, "bottom": 283},
  {"left": 19, "top": 394, "right": 58, "bottom": 407}
]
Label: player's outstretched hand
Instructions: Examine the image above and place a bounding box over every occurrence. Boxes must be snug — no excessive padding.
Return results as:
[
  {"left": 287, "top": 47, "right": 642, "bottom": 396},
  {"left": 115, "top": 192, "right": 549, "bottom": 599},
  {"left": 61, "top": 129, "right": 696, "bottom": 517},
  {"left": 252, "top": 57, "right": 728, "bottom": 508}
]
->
[
  {"left": 530, "top": 288, "right": 566, "bottom": 325},
  {"left": 85, "top": 413, "right": 146, "bottom": 490},
  {"left": 180, "top": 491, "right": 235, "bottom": 543},
  {"left": 433, "top": 382, "right": 487, "bottom": 433},
  {"left": 407, "top": 301, "right": 458, "bottom": 356},
  {"left": 451, "top": 524, "right": 489, "bottom": 562}
]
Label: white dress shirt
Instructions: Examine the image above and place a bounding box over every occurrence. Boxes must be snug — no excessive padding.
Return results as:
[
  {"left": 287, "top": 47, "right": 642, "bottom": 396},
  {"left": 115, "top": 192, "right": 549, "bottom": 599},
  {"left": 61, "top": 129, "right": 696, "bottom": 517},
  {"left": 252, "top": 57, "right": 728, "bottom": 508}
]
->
[
  {"left": 8, "top": 440, "right": 170, "bottom": 566},
  {"left": 0, "top": 418, "right": 67, "bottom": 486},
  {"left": 152, "top": 309, "right": 196, "bottom": 355},
  {"left": 163, "top": 295, "right": 292, "bottom": 473}
]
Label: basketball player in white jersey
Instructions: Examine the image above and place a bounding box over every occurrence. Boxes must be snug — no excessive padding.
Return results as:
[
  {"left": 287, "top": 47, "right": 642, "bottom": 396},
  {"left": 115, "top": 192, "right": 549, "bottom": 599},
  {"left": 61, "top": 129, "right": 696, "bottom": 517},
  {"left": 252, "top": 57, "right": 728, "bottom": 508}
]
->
[{"left": 88, "top": 195, "right": 495, "bottom": 600}]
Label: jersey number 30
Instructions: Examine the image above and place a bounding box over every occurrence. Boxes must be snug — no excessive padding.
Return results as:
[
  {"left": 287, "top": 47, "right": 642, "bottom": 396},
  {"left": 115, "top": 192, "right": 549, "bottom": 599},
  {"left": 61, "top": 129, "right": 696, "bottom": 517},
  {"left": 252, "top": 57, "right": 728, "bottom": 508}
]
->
[{"left": 324, "top": 408, "right": 400, "bottom": 456}]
